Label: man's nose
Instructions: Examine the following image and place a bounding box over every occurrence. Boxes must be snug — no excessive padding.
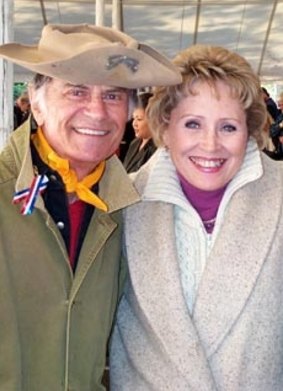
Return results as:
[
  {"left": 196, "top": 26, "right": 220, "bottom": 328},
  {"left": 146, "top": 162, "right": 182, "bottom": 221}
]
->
[{"left": 84, "top": 94, "right": 108, "bottom": 116}]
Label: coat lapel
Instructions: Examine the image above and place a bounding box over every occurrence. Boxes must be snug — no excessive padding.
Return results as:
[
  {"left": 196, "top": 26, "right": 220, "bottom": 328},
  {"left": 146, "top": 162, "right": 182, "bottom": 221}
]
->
[
  {"left": 126, "top": 201, "right": 217, "bottom": 389},
  {"left": 193, "top": 158, "right": 282, "bottom": 357},
  {"left": 72, "top": 155, "right": 140, "bottom": 293}
]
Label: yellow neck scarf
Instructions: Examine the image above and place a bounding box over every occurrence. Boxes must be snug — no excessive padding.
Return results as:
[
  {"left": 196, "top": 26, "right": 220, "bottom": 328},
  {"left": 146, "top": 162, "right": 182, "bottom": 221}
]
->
[{"left": 31, "top": 127, "right": 108, "bottom": 211}]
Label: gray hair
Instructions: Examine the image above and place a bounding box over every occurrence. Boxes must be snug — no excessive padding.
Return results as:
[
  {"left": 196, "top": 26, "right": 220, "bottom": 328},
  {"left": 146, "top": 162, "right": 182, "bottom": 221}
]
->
[{"left": 29, "top": 73, "right": 136, "bottom": 121}]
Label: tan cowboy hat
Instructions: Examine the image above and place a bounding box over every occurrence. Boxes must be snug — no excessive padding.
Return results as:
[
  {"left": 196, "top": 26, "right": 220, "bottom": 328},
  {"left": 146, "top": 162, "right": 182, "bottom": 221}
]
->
[{"left": 0, "top": 23, "right": 181, "bottom": 88}]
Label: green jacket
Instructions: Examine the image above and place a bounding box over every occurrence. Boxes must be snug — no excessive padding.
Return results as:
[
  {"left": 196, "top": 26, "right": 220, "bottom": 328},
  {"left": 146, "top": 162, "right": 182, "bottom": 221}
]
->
[{"left": 0, "top": 120, "right": 139, "bottom": 391}]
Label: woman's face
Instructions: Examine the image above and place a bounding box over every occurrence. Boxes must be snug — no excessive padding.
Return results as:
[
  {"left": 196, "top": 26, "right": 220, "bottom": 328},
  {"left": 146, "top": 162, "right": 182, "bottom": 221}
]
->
[
  {"left": 163, "top": 80, "right": 248, "bottom": 191},
  {"left": 277, "top": 98, "right": 283, "bottom": 112},
  {"left": 132, "top": 108, "right": 152, "bottom": 140}
]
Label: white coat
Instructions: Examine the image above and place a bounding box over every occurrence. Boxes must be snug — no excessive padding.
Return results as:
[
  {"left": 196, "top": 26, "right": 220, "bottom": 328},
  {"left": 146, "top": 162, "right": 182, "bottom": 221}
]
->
[{"left": 110, "top": 146, "right": 283, "bottom": 391}]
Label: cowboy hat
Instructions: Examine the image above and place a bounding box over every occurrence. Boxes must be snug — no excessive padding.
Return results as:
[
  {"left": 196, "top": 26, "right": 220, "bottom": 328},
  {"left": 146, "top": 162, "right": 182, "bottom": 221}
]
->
[{"left": 0, "top": 23, "right": 181, "bottom": 88}]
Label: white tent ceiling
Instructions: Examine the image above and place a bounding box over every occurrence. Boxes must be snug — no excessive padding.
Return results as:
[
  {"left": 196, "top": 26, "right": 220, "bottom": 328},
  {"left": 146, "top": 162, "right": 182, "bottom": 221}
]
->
[{"left": 13, "top": 0, "right": 283, "bottom": 84}]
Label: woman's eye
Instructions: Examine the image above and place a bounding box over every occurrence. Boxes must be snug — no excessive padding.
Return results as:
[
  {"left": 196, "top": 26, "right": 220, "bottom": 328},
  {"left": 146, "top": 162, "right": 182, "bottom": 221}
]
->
[
  {"left": 184, "top": 120, "right": 200, "bottom": 129},
  {"left": 222, "top": 124, "right": 237, "bottom": 132}
]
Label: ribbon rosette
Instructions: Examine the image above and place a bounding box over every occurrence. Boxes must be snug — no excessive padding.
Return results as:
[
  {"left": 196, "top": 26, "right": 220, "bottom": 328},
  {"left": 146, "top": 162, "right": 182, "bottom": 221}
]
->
[{"left": 13, "top": 175, "right": 49, "bottom": 215}]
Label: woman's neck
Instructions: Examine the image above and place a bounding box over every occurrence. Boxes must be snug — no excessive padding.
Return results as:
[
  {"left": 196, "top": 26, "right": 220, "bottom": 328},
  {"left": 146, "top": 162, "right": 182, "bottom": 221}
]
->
[
  {"left": 139, "top": 138, "right": 151, "bottom": 151},
  {"left": 177, "top": 172, "right": 227, "bottom": 232}
]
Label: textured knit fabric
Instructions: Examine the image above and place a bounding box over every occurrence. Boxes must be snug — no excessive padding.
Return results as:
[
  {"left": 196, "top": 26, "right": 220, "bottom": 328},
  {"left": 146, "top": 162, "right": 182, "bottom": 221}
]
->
[
  {"left": 141, "top": 140, "right": 262, "bottom": 313},
  {"left": 177, "top": 174, "right": 226, "bottom": 232},
  {"left": 110, "top": 138, "right": 283, "bottom": 391}
]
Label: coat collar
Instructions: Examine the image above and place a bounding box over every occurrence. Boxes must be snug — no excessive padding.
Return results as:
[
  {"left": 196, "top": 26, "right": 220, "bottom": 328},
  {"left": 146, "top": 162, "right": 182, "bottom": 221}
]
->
[
  {"left": 125, "top": 148, "right": 283, "bottom": 376},
  {"left": 125, "top": 201, "right": 217, "bottom": 388},
  {"left": 141, "top": 139, "right": 262, "bottom": 208},
  {"left": 193, "top": 152, "right": 282, "bottom": 357}
]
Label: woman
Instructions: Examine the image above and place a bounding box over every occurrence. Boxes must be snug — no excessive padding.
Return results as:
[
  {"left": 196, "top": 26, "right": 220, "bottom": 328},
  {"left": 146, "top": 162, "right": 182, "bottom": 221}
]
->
[
  {"left": 123, "top": 92, "right": 156, "bottom": 173},
  {"left": 277, "top": 91, "right": 283, "bottom": 114},
  {"left": 110, "top": 45, "right": 283, "bottom": 390}
]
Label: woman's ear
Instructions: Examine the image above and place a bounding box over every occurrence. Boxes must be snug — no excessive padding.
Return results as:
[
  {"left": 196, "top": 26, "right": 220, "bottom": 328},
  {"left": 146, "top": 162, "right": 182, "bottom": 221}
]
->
[{"left": 162, "top": 128, "right": 170, "bottom": 149}]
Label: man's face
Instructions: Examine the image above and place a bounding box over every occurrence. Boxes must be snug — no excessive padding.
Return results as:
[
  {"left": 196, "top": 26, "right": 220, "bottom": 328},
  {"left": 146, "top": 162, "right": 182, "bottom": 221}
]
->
[
  {"left": 31, "top": 78, "right": 129, "bottom": 179},
  {"left": 19, "top": 100, "right": 30, "bottom": 113}
]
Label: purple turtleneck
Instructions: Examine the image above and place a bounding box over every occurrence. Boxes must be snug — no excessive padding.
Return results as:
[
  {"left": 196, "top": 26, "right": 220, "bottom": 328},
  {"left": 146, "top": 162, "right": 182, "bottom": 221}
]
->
[{"left": 177, "top": 172, "right": 226, "bottom": 233}]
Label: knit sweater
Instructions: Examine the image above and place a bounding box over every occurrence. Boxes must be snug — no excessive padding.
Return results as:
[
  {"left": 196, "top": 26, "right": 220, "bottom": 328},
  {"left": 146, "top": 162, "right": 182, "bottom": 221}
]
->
[
  {"left": 140, "top": 139, "right": 262, "bottom": 313},
  {"left": 110, "top": 138, "right": 283, "bottom": 391}
]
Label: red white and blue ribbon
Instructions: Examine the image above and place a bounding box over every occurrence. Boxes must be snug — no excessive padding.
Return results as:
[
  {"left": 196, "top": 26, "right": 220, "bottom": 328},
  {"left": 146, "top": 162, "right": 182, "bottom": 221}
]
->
[{"left": 12, "top": 175, "right": 49, "bottom": 215}]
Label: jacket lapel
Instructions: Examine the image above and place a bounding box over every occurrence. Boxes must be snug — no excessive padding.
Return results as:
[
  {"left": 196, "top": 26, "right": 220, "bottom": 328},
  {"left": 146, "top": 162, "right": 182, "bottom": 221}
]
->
[
  {"left": 71, "top": 155, "right": 140, "bottom": 291},
  {"left": 126, "top": 201, "right": 217, "bottom": 389},
  {"left": 193, "top": 158, "right": 282, "bottom": 357}
]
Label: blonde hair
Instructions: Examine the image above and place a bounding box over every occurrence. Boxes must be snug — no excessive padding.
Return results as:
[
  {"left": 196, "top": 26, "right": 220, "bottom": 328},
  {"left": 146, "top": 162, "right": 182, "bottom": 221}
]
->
[
  {"left": 277, "top": 91, "right": 283, "bottom": 105},
  {"left": 147, "top": 45, "right": 267, "bottom": 148}
]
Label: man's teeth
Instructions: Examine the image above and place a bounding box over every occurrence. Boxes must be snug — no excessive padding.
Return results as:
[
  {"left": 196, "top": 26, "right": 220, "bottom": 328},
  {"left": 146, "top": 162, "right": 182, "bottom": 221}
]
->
[
  {"left": 75, "top": 128, "right": 109, "bottom": 136},
  {"left": 190, "top": 157, "right": 224, "bottom": 168}
]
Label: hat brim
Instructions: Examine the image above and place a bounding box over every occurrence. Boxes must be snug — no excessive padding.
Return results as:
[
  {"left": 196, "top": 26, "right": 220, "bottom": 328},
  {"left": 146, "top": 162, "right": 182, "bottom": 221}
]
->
[{"left": 0, "top": 42, "right": 182, "bottom": 88}]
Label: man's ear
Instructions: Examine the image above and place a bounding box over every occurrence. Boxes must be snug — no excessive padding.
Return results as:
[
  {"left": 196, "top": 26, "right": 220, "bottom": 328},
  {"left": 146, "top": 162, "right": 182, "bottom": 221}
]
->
[{"left": 28, "top": 85, "right": 44, "bottom": 126}]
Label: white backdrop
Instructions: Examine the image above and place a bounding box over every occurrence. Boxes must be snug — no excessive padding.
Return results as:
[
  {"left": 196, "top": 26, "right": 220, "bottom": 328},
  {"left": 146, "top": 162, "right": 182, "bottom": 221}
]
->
[{"left": 13, "top": 0, "right": 283, "bottom": 83}]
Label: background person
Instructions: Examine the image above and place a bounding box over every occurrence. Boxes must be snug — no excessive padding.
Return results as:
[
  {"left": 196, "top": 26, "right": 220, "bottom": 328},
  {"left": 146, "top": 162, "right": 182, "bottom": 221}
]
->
[
  {"left": 276, "top": 91, "right": 283, "bottom": 113},
  {"left": 118, "top": 118, "right": 136, "bottom": 162},
  {"left": 13, "top": 91, "right": 30, "bottom": 129},
  {"left": 269, "top": 109, "right": 283, "bottom": 160},
  {"left": 0, "top": 23, "right": 181, "bottom": 391},
  {"left": 261, "top": 110, "right": 276, "bottom": 156},
  {"left": 123, "top": 92, "right": 156, "bottom": 173},
  {"left": 261, "top": 86, "right": 280, "bottom": 121},
  {"left": 265, "top": 91, "right": 283, "bottom": 155},
  {"left": 110, "top": 44, "right": 283, "bottom": 390}
]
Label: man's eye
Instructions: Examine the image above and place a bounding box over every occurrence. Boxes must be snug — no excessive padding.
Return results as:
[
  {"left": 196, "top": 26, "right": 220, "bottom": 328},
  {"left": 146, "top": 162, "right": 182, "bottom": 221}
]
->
[
  {"left": 222, "top": 124, "right": 237, "bottom": 132},
  {"left": 103, "top": 92, "right": 123, "bottom": 101},
  {"left": 68, "top": 88, "right": 87, "bottom": 97},
  {"left": 185, "top": 120, "right": 200, "bottom": 129}
]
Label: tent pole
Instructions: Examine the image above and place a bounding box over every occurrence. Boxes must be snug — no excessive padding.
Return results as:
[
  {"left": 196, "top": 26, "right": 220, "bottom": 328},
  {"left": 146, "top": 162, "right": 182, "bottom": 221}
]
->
[
  {"left": 257, "top": 0, "right": 278, "bottom": 76},
  {"left": 96, "top": 0, "right": 105, "bottom": 26},
  {"left": 0, "top": 0, "right": 13, "bottom": 149}
]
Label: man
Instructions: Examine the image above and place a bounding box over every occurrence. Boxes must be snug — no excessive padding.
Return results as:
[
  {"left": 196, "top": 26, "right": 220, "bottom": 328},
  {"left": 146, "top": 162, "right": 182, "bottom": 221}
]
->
[
  {"left": 0, "top": 24, "right": 181, "bottom": 390},
  {"left": 13, "top": 90, "right": 30, "bottom": 129}
]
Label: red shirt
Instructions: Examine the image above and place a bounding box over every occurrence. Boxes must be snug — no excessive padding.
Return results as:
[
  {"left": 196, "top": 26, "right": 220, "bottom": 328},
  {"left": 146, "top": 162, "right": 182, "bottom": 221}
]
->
[{"left": 68, "top": 200, "right": 86, "bottom": 270}]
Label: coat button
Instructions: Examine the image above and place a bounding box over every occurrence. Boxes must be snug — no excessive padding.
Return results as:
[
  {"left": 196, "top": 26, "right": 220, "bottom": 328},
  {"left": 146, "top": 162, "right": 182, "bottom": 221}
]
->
[{"left": 57, "top": 221, "right": 65, "bottom": 230}]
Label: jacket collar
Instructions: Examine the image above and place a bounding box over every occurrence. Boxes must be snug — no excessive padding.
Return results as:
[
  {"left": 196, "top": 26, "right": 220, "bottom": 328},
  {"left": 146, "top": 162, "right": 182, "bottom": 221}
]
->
[
  {"left": 193, "top": 152, "right": 282, "bottom": 357},
  {"left": 142, "top": 138, "right": 262, "bottom": 209},
  {"left": 125, "top": 144, "right": 283, "bottom": 369}
]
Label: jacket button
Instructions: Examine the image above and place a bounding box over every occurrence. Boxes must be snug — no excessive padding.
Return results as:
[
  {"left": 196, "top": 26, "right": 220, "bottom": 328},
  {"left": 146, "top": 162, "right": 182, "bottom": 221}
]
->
[{"left": 57, "top": 221, "right": 65, "bottom": 230}]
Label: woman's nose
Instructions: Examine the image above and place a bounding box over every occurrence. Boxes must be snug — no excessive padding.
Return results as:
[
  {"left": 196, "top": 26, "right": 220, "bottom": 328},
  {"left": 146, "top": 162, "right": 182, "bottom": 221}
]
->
[{"left": 200, "top": 129, "right": 219, "bottom": 151}]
